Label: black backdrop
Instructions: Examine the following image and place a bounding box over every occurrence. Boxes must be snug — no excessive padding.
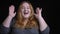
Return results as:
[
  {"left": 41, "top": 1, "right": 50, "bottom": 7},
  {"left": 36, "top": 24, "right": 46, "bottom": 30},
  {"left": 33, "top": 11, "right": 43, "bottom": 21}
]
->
[{"left": 0, "top": 0, "right": 55, "bottom": 34}]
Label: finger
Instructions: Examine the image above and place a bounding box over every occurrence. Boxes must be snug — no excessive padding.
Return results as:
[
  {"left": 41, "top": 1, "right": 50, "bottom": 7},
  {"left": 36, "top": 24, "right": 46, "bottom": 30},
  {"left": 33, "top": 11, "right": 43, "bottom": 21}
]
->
[
  {"left": 40, "top": 8, "right": 42, "bottom": 12},
  {"left": 9, "top": 5, "right": 14, "bottom": 8},
  {"left": 34, "top": 13, "right": 38, "bottom": 17},
  {"left": 36, "top": 8, "right": 42, "bottom": 14},
  {"left": 36, "top": 7, "right": 40, "bottom": 14},
  {"left": 9, "top": 5, "right": 15, "bottom": 12},
  {"left": 11, "top": 5, "right": 15, "bottom": 12},
  {"left": 14, "top": 12, "right": 16, "bottom": 15}
]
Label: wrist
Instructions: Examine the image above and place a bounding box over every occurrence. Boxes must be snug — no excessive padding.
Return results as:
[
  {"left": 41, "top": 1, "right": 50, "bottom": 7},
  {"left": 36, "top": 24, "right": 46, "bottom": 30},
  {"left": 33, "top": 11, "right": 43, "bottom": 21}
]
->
[
  {"left": 8, "top": 15, "right": 13, "bottom": 19},
  {"left": 38, "top": 16, "right": 43, "bottom": 20}
]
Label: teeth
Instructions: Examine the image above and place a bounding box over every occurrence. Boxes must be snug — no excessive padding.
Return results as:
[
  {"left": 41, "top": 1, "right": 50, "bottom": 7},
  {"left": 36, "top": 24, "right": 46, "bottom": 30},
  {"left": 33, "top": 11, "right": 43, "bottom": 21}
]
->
[
  {"left": 24, "top": 11, "right": 29, "bottom": 14},
  {"left": 24, "top": 12, "right": 28, "bottom": 14},
  {"left": 24, "top": 13, "right": 28, "bottom": 14}
]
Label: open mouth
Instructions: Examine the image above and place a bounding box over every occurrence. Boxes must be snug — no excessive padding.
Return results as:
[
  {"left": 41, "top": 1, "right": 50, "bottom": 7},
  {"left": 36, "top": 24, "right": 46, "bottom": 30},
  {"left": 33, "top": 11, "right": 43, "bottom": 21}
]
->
[{"left": 24, "top": 11, "right": 29, "bottom": 15}]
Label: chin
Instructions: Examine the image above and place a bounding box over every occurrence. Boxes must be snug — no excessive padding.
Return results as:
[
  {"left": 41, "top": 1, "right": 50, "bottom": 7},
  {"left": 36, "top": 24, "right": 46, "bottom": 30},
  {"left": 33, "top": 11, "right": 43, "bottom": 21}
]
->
[
  {"left": 22, "top": 14, "right": 30, "bottom": 19},
  {"left": 23, "top": 16, "right": 29, "bottom": 19}
]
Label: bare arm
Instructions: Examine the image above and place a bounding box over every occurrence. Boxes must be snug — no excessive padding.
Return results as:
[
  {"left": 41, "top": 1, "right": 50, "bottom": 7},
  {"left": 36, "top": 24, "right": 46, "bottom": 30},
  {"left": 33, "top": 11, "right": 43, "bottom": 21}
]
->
[
  {"left": 0, "top": 5, "right": 16, "bottom": 34},
  {"left": 3, "top": 16, "right": 13, "bottom": 28},
  {"left": 3, "top": 5, "right": 16, "bottom": 28},
  {"left": 38, "top": 16, "right": 48, "bottom": 31},
  {"left": 34, "top": 8, "right": 49, "bottom": 32}
]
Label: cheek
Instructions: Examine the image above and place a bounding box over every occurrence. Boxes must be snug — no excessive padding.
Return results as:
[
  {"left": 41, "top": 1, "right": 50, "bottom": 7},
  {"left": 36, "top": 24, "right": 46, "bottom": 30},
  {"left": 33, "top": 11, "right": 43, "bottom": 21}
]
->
[
  {"left": 21, "top": 9, "right": 24, "bottom": 14},
  {"left": 29, "top": 9, "right": 31, "bottom": 13}
]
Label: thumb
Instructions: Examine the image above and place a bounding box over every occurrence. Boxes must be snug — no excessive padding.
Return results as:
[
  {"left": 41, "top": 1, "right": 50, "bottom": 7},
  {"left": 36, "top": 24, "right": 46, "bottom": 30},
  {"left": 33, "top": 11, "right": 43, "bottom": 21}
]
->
[
  {"left": 14, "top": 12, "right": 16, "bottom": 16},
  {"left": 34, "top": 13, "right": 38, "bottom": 18}
]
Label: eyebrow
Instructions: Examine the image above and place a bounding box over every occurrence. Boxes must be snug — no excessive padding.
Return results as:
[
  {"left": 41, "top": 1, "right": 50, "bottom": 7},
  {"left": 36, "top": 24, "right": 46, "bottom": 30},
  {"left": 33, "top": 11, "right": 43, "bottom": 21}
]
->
[{"left": 22, "top": 5, "right": 30, "bottom": 8}]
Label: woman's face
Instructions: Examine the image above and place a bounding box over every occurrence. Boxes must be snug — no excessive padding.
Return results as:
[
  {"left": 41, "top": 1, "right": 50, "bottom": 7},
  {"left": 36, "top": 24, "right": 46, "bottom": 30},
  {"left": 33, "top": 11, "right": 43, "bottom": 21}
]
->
[{"left": 21, "top": 2, "right": 31, "bottom": 19}]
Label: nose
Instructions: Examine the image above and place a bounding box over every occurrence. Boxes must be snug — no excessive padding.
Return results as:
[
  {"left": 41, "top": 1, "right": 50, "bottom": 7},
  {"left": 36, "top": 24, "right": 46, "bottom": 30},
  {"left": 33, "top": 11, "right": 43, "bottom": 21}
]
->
[{"left": 24, "top": 8, "right": 27, "bottom": 11}]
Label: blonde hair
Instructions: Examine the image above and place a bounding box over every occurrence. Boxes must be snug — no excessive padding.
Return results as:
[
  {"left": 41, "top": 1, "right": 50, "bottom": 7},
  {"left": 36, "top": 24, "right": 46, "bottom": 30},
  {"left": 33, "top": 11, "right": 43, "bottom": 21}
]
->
[{"left": 14, "top": 1, "right": 38, "bottom": 29}]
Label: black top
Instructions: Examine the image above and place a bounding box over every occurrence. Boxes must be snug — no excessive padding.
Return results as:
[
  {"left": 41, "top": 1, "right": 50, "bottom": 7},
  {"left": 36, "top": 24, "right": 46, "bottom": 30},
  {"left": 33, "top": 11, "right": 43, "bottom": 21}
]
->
[{"left": 0, "top": 18, "right": 50, "bottom": 34}]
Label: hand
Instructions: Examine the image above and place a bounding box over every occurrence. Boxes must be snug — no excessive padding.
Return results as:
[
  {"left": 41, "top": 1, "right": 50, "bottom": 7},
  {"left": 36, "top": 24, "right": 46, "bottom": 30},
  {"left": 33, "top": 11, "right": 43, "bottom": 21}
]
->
[
  {"left": 9, "top": 5, "right": 16, "bottom": 18},
  {"left": 34, "top": 7, "right": 42, "bottom": 20},
  {"left": 34, "top": 8, "right": 48, "bottom": 31}
]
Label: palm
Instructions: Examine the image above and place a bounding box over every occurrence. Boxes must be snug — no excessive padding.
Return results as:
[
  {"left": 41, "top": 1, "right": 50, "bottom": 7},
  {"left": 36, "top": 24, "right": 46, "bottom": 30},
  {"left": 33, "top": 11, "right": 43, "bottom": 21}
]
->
[
  {"left": 34, "top": 8, "right": 42, "bottom": 19},
  {"left": 9, "top": 5, "right": 16, "bottom": 18}
]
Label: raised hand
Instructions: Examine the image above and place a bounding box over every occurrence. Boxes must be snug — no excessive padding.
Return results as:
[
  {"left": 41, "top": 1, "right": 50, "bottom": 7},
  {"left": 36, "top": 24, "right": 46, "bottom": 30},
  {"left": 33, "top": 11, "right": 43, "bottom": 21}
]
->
[
  {"left": 9, "top": 5, "right": 16, "bottom": 18},
  {"left": 34, "top": 7, "right": 42, "bottom": 20},
  {"left": 34, "top": 7, "right": 49, "bottom": 32}
]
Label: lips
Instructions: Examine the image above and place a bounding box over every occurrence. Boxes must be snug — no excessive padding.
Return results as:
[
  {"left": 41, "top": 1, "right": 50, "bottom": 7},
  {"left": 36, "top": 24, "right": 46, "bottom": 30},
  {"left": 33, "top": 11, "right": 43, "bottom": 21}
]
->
[{"left": 24, "top": 11, "right": 29, "bottom": 15}]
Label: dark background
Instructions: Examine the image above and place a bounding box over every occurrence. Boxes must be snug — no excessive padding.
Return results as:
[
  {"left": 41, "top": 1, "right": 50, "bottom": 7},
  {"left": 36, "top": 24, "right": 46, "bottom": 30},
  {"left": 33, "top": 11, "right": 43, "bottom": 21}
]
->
[{"left": 0, "top": 0, "right": 57, "bottom": 34}]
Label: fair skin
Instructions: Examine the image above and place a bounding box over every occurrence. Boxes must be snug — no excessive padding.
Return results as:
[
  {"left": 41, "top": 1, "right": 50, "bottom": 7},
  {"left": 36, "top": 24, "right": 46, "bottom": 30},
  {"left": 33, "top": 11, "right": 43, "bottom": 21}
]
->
[
  {"left": 21, "top": 3, "right": 31, "bottom": 19},
  {"left": 3, "top": 2, "right": 48, "bottom": 31}
]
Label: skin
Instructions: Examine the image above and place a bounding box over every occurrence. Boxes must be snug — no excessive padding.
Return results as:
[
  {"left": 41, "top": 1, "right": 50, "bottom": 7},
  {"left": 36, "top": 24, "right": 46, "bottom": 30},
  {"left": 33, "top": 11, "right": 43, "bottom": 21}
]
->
[
  {"left": 3, "top": 2, "right": 48, "bottom": 32},
  {"left": 21, "top": 3, "right": 31, "bottom": 19}
]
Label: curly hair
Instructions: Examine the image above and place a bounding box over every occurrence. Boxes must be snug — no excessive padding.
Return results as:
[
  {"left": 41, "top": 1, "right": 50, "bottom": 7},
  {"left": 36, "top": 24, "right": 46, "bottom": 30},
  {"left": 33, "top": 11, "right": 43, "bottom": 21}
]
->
[{"left": 14, "top": 1, "right": 38, "bottom": 29}]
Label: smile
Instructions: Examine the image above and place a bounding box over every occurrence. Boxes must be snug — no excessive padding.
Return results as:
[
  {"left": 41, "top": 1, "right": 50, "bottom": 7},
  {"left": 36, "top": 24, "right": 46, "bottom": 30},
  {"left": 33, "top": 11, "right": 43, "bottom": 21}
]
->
[{"left": 24, "top": 11, "right": 29, "bottom": 15}]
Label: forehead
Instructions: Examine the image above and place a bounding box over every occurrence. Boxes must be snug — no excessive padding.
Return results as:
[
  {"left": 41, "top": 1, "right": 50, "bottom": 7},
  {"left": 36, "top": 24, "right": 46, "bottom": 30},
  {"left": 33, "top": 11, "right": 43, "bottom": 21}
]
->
[{"left": 22, "top": 2, "right": 30, "bottom": 7}]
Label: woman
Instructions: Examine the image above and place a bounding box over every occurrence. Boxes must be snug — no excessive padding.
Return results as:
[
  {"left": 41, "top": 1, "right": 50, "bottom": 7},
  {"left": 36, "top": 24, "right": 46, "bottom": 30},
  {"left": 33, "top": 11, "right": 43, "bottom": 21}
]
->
[{"left": 0, "top": 1, "right": 50, "bottom": 34}]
